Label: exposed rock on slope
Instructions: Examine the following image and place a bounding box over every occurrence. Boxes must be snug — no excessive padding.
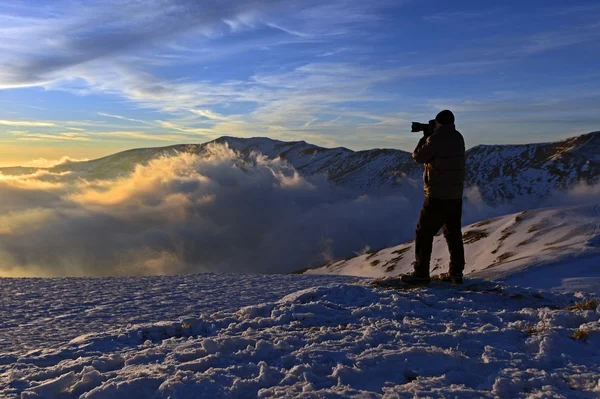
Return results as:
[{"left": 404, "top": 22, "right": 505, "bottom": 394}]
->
[{"left": 303, "top": 204, "right": 600, "bottom": 293}]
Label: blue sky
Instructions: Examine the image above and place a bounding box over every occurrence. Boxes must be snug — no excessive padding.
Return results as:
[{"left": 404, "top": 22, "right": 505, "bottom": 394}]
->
[{"left": 1, "top": 0, "right": 599, "bottom": 166}]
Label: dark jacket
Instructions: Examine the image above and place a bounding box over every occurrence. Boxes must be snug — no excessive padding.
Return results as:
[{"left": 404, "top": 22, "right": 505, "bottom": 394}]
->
[{"left": 413, "top": 124, "right": 465, "bottom": 199}]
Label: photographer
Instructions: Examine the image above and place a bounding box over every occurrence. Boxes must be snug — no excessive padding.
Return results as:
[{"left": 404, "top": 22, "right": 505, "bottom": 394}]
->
[{"left": 401, "top": 110, "right": 466, "bottom": 285}]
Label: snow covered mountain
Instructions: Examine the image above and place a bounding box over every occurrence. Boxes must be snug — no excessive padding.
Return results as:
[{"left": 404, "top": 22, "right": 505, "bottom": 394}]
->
[
  {"left": 2, "top": 131, "right": 598, "bottom": 204},
  {"left": 303, "top": 204, "right": 600, "bottom": 294},
  {"left": 467, "top": 132, "right": 600, "bottom": 203}
]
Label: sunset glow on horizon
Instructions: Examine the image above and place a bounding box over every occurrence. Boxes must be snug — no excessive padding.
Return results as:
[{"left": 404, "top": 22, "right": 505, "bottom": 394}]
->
[{"left": 1, "top": 0, "right": 599, "bottom": 166}]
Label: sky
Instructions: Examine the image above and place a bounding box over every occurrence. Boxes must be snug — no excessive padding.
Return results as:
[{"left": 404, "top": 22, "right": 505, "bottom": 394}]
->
[{"left": 1, "top": 0, "right": 599, "bottom": 167}]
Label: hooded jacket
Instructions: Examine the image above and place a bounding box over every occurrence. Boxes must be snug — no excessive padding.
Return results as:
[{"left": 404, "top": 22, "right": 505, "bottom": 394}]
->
[{"left": 412, "top": 124, "right": 465, "bottom": 199}]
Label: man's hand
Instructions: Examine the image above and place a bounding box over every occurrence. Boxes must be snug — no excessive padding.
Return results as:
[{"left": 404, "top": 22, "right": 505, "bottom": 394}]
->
[{"left": 413, "top": 135, "right": 436, "bottom": 164}]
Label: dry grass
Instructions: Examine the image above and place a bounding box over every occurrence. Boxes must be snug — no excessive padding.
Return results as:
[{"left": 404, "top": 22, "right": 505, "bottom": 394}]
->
[
  {"left": 371, "top": 277, "right": 385, "bottom": 285},
  {"left": 566, "top": 299, "right": 598, "bottom": 311},
  {"left": 496, "top": 252, "right": 515, "bottom": 262},
  {"left": 522, "top": 324, "right": 544, "bottom": 335},
  {"left": 392, "top": 247, "right": 410, "bottom": 255},
  {"left": 473, "top": 219, "right": 493, "bottom": 228},
  {"left": 570, "top": 329, "right": 589, "bottom": 342},
  {"left": 462, "top": 229, "right": 489, "bottom": 244},
  {"left": 499, "top": 231, "right": 514, "bottom": 241},
  {"left": 514, "top": 211, "right": 527, "bottom": 224},
  {"left": 366, "top": 248, "right": 384, "bottom": 259},
  {"left": 492, "top": 230, "right": 515, "bottom": 255},
  {"left": 383, "top": 250, "right": 409, "bottom": 273}
]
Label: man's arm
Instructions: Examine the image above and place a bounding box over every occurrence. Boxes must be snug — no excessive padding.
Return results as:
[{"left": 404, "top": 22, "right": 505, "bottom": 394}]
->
[{"left": 412, "top": 135, "right": 437, "bottom": 164}]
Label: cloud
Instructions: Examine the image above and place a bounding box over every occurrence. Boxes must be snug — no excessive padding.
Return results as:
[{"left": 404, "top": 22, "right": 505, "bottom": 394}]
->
[
  {"left": 97, "top": 112, "right": 158, "bottom": 127},
  {"left": 460, "top": 182, "right": 600, "bottom": 226},
  {"left": 264, "top": 22, "right": 314, "bottom": 38},
  {"left": 0, "top": 0, "right": 391, "bottom": 89},
  {"left": 0, "top": 0, "right": 290, "bottom": 88},
  {"left": 0, "top": 120, "right": 56, "bottom": 127},
  {"left": 19, "top": 156, "right": 89, "bottom": 168},
  {"left": 97, "top": 131, "right": 189, "bottom": 142},
  {"left": 0, "top": 0, "right": 411, "bottom": 147},
  {"left": 0, "top": 144, "right": 424, "bottom": 277},
  {"left": 422, "top": 9, "right": 502, "bottom": 23},
  {"left": 1, "top": 143, "right": 599, "bottom": 278},
  {"left": 12, "top": 132, "right": 91, "bottom": 141},
  {"left": 188, "top": 109, "right": 231, "bottom": 121},
  {"left": 1, "top": 0, "right": 597, "bottom": 152}
]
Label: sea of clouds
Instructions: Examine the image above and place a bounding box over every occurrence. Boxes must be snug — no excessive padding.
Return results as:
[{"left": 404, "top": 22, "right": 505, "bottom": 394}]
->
[
  {"left": 0, "top": 144, "right": 419, "bottom": 277},
  {"left": 0, "top": 143, "right": 598, "bottom": 277}
]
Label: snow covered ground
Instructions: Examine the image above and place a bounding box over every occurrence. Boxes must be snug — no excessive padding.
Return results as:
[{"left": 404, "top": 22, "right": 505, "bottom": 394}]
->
[
  {"left": 305, "top": 204, "right": 600, "bottom": 295},
  {"left": 1, "top": 205, "right": 599, "bottom": 398},
  {"left": 1, "top": 275, "right": 598, "bottom": 398},
  {"left": 0, "top": 274, "right": 352, "bottom": 356}
]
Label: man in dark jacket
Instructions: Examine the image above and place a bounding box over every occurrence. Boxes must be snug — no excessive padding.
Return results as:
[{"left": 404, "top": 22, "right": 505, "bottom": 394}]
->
[{"left": 401, "top": 109, "right": 466, "bottom": 285}]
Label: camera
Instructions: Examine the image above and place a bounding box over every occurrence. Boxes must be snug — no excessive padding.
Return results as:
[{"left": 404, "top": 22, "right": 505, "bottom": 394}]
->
[{"left": 411, "top": 119, "right": 437, "bottom": 137}]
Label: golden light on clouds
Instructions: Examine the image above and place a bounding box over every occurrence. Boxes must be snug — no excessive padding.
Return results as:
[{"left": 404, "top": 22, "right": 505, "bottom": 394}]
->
[{"left": 0, "top": 120, "right": 56, "bottom": 127}]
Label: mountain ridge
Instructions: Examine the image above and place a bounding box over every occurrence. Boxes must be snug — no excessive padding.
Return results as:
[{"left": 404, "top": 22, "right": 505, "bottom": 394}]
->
[{"left": 1, "top": 131, "right": 598, "bottom": 205}]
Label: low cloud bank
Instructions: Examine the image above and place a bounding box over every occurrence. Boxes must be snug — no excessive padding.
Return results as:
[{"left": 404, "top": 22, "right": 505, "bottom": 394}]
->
[
  {"left": 0, "top": 144, "right": 597, "bottom": 277},
  {"left": 0, "top": 144, "right": 422, "bottom": 277}
]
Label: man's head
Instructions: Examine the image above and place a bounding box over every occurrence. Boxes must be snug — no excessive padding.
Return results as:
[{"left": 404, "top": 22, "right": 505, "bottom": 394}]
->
[{"left": 435, "top": 110, "right": 455, "bottom": 128}]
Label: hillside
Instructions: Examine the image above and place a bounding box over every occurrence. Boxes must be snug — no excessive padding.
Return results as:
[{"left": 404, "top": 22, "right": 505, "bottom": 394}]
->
[
  {"left": 467, "top": 132, "right": 600, "bottom": 203},
  {"left": 1, "top": 131, "right": 598, "bottom": 205},
  {"left": 303, "top": 204, "right": 600, "bottom": 293}
]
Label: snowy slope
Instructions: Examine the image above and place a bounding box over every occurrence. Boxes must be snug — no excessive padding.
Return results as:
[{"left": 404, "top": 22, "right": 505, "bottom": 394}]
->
[
  {"left": 1, "top": 276, "right": 599, "bottom": 398},
  {"left": 1, "top": 131, "right": 598, "bottom": 204},
  {"left": 0, "top": 274, "right": 351, "bottom": 355},
  {"left": 467, "top": 132, "right": 600, "bottom": 203},
  {"left": 304, "top": 204, "right": 600, "bottom": 293}
]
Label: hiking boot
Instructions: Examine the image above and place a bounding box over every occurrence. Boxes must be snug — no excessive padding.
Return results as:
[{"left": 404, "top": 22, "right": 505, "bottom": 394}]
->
[
  {"left": 400, "top": 272, "right": 431, "bottom": 285},
  {"left": 435, "top": 272, "right": 463, "bottom": 284}
]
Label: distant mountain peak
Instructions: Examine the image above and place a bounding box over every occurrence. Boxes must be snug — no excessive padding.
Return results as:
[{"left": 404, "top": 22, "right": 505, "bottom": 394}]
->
[{"left": 1, "top": 131, "right": 598, "bottom": 205}]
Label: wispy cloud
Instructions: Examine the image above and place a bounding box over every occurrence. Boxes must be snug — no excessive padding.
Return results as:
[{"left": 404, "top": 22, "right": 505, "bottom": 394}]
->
[
  {"left": 0, "top": 120, "right": 56, "bottom": 127},
  {"left": 543, "top": 3, "right": 600, "bottom": 16},
  {"left": 97, "top": 131, "right": 189, "bottom": 142},
  {"left": 20, "top": 156, "right": 89, "bottom": 168},
  {"left": 0, "top": 0, "right": 290, "bottom": 88},
  {"left": 0, "top": 0, "right": 598, "bottom": 151},
  {"left": 97, "top": 112, "right": 158, "bottom": 127},
  {"left": 422, "top": 9, "right": 503, "bottom": 23},
  {"left": 11, "top": 131, "right": 91, "bottom": 141},
  {"left": 188, "top": 109, "right": 231, "bottom": 121},
  {"left": 264, "top": 22, "right": 314, "bottom": 38},
  {"left": 156, "top": 120, "right": 216, "bottom": 135}
]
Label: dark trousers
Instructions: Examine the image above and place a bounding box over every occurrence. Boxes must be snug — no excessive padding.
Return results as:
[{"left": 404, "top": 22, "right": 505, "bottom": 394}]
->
[{"left": 414, "top": 197, "right": 465, "bottom": 276}]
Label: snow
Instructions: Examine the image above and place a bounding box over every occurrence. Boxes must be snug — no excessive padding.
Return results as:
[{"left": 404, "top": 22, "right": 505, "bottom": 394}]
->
[
  {"left": 1, "top": 276, "right": 599, "bottom": 398},
  {"left": 0, "top": 274, "right": 351, "bottom": 355},
  {"left": 305, "top": 204, "right": 600, "bottom": 294},
  {"left": 1, "top": 204, "right": 599, "bottom": 397}
]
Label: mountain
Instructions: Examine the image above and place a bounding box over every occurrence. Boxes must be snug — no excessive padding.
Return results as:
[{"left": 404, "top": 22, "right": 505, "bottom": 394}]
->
[
  {"left": 302, "top": 203, "right": 600, "bottom": 293},
  {"left": 466, "top": 132, "right": 600, "bottom": 202},
  {"left": 1, "top": 131, "right": 598, "bottom": 204}
]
